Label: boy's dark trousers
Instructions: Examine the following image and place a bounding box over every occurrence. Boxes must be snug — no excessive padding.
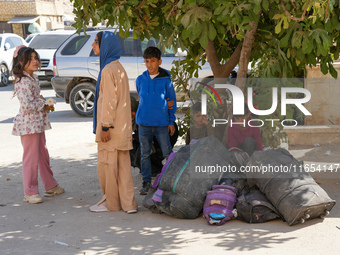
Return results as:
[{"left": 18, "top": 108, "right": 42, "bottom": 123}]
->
[
  {"left": 130, "top": 123, "right": 178, "bottom": 176},
  {"left": 139, "top": 126, "right": 173, "bottom": 183}
]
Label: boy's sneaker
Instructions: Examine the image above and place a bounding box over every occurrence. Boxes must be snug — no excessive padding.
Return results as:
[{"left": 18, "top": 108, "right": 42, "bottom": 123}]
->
[
  {"left": 139, "top": 181, "right": 151, "bottom": 195},
  {"left": 44, "top": 185, "right": 65, "bottom": 197},
  {"left": 126, "top": 209, "right": 138, "bottom": 214},
  {"left": 23, "top": 194, "right": 43, "bottom": 204}
]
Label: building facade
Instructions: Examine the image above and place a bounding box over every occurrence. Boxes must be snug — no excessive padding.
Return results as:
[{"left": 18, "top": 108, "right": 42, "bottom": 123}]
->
[{"left": 0, "top": 0, "right": 64, "bottom": 37}]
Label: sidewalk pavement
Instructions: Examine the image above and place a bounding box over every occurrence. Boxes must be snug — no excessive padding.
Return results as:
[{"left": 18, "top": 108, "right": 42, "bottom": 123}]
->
[{"left": 0, "top": 83, "right": 339, "bottom": 255}]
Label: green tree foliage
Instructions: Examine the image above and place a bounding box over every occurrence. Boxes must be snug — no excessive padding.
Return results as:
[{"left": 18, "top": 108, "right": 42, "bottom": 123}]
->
[
  {"left": 71, "top": 0, "right": 340, "bottom": 146},
  {"left": 72, "top": 0, "right": 340, "bottom": 81}
]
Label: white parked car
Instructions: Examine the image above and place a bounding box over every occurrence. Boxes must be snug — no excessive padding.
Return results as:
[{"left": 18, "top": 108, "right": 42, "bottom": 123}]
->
[
  {"left": 28, "top": 30, "right": 75, "bottom": 81},
  {"left": 52, "top": 28, "right": 213, "bottom": 116},
  {"left": 0, "top": 33, "right": 28, "bottom": 86},
  {"left": 25, "top": 33, "right": 38, "bottom": 44}
]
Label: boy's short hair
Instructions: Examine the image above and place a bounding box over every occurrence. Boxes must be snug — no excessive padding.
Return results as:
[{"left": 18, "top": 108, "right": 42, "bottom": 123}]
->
[
  {"left": 143, "top": 46, "right": 162, "bottom": 60},
  {"left": 191, "top": 102, "right": 202, "bottom": 115}
]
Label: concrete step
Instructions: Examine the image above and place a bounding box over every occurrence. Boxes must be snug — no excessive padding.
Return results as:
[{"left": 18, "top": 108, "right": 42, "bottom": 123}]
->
[{"left": 284, "top": 125, "right": 340, "bottom": 145}]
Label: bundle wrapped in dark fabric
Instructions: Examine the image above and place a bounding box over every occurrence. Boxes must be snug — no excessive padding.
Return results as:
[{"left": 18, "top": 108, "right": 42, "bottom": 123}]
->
[
  {"left": 151, "top": 136, "right": 234, "bottom": 219},
  {"left": 246, "top": 148, "right": 336, "bottom": 226}
]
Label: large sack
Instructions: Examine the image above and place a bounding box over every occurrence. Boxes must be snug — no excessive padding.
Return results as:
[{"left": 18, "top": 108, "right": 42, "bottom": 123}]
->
[
  {"left": 236, "top": 188, "right": 281, "bottom": 223},
  {"left": 246, "top": 149, "right": 336, "bottom": 226},
  {"left": 142, "top": 187, "right": 163, "bottom": 214},
  {"left": 153, "top": 136, "right": 234, "bottom": 219}
]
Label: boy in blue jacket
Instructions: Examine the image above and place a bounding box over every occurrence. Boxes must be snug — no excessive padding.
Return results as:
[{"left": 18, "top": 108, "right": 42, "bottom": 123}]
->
[{"left": 136, "top": 46, "right": 177, "bottom": 195}]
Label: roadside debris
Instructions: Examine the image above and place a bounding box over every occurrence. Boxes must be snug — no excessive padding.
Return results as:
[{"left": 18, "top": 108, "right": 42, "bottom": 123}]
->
[
  {"left": 54, "top": 241, "right": 69, "bottom": 246},
  {"left": 54, "top": 240, "right": 80, "bottom": 249}
]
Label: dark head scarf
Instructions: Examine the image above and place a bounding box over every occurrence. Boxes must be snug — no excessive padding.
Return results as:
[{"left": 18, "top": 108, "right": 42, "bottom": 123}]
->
[{"left": 93, "top": 31, "right": 121, "bottom": 133}]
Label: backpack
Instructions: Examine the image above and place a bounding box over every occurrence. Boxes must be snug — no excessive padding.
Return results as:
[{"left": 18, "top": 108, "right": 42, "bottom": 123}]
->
[{"left": 203, "top": 185, "right": 237, "bottom": 225}]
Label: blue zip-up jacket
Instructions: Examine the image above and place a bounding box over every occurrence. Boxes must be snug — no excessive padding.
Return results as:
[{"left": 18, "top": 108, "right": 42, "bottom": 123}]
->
[{"left": 136, "top": 67, "right": 177, "bottom": 127}]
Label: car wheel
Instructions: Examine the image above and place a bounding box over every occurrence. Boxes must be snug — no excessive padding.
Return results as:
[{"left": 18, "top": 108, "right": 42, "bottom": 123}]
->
[
  {"left": 0, "top": 64, "right": 9, "bottom": 87},
  {"left": 70, "top": 82, "right": 96, "bottom": 117}
]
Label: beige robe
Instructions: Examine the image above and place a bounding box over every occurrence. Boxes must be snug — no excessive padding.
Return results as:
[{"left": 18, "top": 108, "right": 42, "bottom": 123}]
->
[
  {"left": 95, "top": 60, "right": 137, "bottom": 212},
  {"left": 95, "top": 60, "right": 133, "bottom": 151}
]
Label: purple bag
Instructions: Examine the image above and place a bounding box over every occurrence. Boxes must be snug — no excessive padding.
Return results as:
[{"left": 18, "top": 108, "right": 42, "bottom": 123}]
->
[{"left": 203, "top": 185, "right": 237, "bottom": 226}]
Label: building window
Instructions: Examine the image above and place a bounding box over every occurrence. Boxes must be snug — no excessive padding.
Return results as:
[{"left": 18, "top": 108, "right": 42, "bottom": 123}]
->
[{"left": 0, "top": 21, "right": 13, "bottom": 34}]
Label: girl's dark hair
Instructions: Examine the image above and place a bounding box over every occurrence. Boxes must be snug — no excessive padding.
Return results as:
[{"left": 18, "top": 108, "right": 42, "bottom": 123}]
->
[
  {"left": 12, "top": 47, "right": 41, "bottom": 83},
  {"left": 97, "top": 31, "right": 103, "bottom": 49}
]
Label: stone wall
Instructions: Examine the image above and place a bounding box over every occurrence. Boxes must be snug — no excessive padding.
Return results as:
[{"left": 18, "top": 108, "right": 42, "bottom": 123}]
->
[
  {"left": 0, "top": 0, "right": 64, "bottom": 36},
  {"left": 0, "top": 1, "right": 37, "bottom": 15},
  {"left": 305, "top": 61, "right": 340, "bottom": 125}
]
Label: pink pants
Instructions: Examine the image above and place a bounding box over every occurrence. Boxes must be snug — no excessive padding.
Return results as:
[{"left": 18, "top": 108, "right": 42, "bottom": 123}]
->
[{"left": 20, "top": 132, "right": 58, "bottom": 196}]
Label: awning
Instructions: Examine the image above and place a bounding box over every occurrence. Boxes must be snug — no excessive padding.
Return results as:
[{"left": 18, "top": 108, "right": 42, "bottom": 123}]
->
[{"left": 7, "top": 16, "right": 39, "bottom": 24}]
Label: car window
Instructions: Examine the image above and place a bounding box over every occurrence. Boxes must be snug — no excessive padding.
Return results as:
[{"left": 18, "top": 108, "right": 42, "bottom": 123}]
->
[
  {"left": 89, "top": 33, "right": 140, "bottom": 57},
  {"left": 11, "top": 37, "right": 23, "bottom": 46},
  {"left": 163, "top": 46, "right": 175, "bottom": 57},
  {"left": 30, "top": 34, "right": 72, "bottom": 49},
  {"left": 141, "top": 38, "right": 157, "bottom": 53},
  {"left": 25, "top": 34, "right": 35, "bottom": 44},
  {"left": 5, "top": 38, "right": 15, "bottom": 49},
  {"left": 141, "top": 37, "right": 175, "bottom": 57},
  {"left": 116, "top": 33, "right": 140, "bottom": 57},
  {"left": 122, "top": 36, "right": 139, "bottom": 56},
  {"left": 87, "top": 32, "right": 175, "bottom": 58},
  {"left": 61, "top": 35, "right": 89, "bottom": 55},
  {"left": 0, "top": 37, "right": 2, "bottom": 48}
]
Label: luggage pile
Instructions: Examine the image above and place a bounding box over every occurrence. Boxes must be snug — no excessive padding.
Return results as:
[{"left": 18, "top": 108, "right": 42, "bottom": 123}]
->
[{"left": 143, "top": 136, "right": 336, "bottom": 226}]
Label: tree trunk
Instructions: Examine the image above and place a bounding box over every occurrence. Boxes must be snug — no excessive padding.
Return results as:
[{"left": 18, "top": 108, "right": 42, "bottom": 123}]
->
[{"left": 236, "top": 19, "right": 260, "bottom": 91}]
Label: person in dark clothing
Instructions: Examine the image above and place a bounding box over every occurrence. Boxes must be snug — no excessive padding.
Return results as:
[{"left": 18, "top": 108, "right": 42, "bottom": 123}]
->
[
  {"left": 185, "top": 102, "right": 222, "bottom": 145},
  {"left": 227, "top": 104, "right": 263, "bottom": 156}
]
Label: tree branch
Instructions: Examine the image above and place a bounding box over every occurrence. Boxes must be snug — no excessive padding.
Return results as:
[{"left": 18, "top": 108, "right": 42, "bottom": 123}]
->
[
  {"left": 133, "top": 0, "right": 146, "bottom": 12},
  {"left": 229, "top": 27, "right": 237, "bottom": 38},
  {"left": 281, "top": 0, "right": 310, "bottom": 21},
  {"left": 325, "top": 0, "right": 329, "bottom": 22},
  {"left": 166, "top": 2, "right": 177, "bottom": 20},
  {"left": 290, "top": 0, "right": 298, "bottom": 11},
  {"left": 205, "top": 39, "right": 241, "bottom": 78}
]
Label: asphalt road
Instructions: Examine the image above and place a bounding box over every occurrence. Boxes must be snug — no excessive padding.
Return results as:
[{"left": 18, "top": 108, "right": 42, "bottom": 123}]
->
[{"left": 0, "top": 82, "right": 339, "bottom": 255}]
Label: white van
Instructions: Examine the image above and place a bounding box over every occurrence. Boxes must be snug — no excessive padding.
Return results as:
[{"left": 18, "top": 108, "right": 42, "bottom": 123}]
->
[
  {"left": 0, "top": 33, "right": 28, "bottom": 86},
  {"left": 28, "top": 30, "right": 75, "bottom": 81}
]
